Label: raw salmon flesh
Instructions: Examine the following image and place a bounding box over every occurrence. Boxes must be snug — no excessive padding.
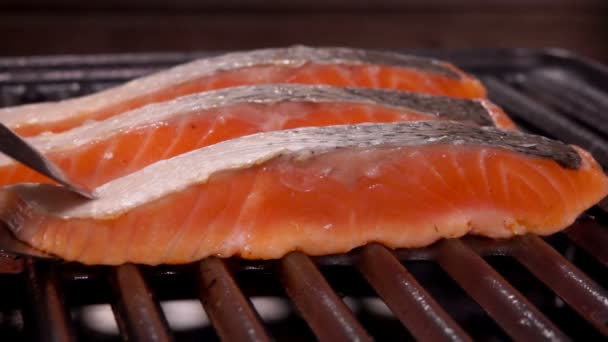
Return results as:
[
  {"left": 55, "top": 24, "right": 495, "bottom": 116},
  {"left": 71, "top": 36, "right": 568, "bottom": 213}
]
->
[
  {"left": 0, "top": 47, "right": 605, "bottom": 266},
  {"left": 0, "top": 85, "right": 513, "bottom": 189},
  {"left": 1, "top": 122, "right": 605, "bottom": 265},
  {"left": 0, "top": 46, "right": 486, "bottom": 137}
]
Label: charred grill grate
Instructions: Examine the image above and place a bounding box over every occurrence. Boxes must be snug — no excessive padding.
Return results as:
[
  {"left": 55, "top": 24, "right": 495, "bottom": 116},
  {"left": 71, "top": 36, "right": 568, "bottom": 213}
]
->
[{"left": 0, "top": 49, "right": 607, "bottom": 341}]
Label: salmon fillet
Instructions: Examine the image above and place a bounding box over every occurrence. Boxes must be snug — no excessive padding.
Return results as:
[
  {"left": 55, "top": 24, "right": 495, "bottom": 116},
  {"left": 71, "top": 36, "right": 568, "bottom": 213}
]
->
[
  {"left": 1, "top": 121, "right": 605, "bottom": 265},
  {"left": 0, "top": 85, "right": 513, "bottom": 189},
  {"left": 0, "top": 46, "right": 486, "bottom": 137}
]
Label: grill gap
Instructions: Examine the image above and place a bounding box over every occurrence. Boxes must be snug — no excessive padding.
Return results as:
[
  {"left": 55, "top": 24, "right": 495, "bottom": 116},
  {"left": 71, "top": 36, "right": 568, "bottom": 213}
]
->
[
  {"left": 565, "top": 219, "right": 608, "bottom": 269},
  {"left": 485, "top": 255, "right": 606, "bottom": 341},
  {"left": 197, "top": 257, "right": 270, "bottom": 341},
  {"left": 319, "top": 254, "right": 416, "bottom": 340},
  {"left": 279, "top": 252, "right": 372, "bottom": 341},
  {"left": 229, "top": 261, "right": 317, "bottom": 340},
  {"left": 355, "top": 243, "right": 471, "bottom": 341},
  {"left": 404, "top": 259, "right": 508, "bottom": 341},
  {"left": 544, "top": 232, "right": 608, "bottom": 288}
]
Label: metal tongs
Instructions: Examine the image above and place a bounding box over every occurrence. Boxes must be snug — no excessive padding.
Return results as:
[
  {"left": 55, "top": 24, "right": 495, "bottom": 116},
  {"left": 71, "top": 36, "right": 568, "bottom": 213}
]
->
[{"left": 0, "top": 123, "right": 96, "bottom": 199}]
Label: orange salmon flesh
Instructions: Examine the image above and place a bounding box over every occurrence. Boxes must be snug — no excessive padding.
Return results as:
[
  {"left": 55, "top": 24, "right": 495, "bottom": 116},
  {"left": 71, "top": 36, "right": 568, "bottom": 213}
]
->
[
  {"left": 1, "top": 144, "right": 606, "bottom": 265},
  {"left": 8, "top": 63, "right": 485, "bottom": 137},
  {"left": 0, "top": 101, "right": 513, "bottom": 189}
]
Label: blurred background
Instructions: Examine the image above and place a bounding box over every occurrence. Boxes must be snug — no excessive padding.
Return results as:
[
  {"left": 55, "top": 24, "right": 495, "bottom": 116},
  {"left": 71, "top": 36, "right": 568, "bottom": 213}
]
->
[{"left": 0, "top": 0, "right": 607, "bottom": 62}]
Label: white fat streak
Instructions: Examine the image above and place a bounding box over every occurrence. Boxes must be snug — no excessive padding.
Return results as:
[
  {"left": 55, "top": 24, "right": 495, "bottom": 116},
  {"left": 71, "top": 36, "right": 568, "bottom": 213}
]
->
[{"left": 0, "top": 46, "right": 438, "bottom": 129}]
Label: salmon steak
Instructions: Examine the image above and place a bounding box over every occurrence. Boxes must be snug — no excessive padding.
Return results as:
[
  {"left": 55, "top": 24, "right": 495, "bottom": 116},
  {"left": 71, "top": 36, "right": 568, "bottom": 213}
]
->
[
  {"left": 0, "top": 46, "right": 486, "bottom": 136},
  {"left": 0, "top": 84, "right": 513, "bottom": 189},
  {"left": 1, "top": 121, "right": 605, "bottom": 265}
]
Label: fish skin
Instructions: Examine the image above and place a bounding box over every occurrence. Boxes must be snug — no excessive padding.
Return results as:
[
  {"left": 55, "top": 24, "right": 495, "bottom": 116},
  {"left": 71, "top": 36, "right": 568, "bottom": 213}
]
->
[
  {"left": 0, "top": 121, "right": 605, "bottom": 265},
  {"left": 0, "top": 85, "right": 514, "bottom": 189},
  {"left": 0, "top": 46, "right": 486, "bottom": 136}
]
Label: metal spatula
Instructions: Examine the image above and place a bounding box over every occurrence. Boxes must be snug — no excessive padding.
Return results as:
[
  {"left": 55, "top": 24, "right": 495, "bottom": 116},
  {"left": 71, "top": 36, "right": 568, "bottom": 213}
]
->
[{"left": 0, "top": 123, "right": 96, "bottom": 199}]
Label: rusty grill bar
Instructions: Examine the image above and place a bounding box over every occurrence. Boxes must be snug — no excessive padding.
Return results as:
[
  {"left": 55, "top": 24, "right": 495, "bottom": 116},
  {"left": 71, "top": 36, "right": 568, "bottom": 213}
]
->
[
  {"left": 197, "top": 257, "right": 270, "bottom": 341},
  {"left": 356, "top": 243, "right": 471, "bottom": 341},
  {"left": 0, "top": 49, "right": 607, "bottom": 341}
]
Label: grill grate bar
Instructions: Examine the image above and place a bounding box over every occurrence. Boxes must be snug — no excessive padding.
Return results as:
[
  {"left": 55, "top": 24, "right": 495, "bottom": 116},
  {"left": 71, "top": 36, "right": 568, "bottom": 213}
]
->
[
  {"left": 23, "top": 259, "right": 76, "bottom": 342},
  {"left": 279, "top": 251, "right": 373, "bottom": 341},
  {"left": 356, "top": 243, "right": 472, "bottom": 342},
  {"left": 482, "top": 77, "right": 608, "bottom": 166},
  {"left": 510, "top": 235, "right": 608, "bottom": 335},
  {"left": 516, "top": 71, "right": 608, "bottom": 136},
  {"left": 197, "top": 257, "right": 271, "bottom": 342},
  {"left": 436, "top": 240, "right": 570, "bottom": 341},
  {"left": 565, "top": 219, "right": 608, "bottom": 267},
  {"left": 110, "top": 264, "right": 174, "bottom": 342}
]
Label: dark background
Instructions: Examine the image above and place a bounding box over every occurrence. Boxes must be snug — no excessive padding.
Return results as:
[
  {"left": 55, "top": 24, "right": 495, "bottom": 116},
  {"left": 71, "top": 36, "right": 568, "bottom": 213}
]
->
[{"left": 1, "top": 0, "right": 607, "bottom": 63}]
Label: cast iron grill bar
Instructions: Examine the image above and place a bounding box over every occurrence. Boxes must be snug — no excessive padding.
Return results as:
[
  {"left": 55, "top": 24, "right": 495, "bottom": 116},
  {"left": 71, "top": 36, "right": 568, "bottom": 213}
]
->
[
  {"left": 110, "top": 264, "right": 174, "bottom": 342},
  {"left": 517, "top": 71, "right": 608, "bottom": 136},
  {"left": 565, "top": 219, "right": 608, "bottom": 267},
  {"left": 436, "top": 240, "right": 570, "bottom": 341},
  {"left": 23, "top": 259, "right": 76, "bottom": 342},
  {"left": 278, "top": 251, "right": 373, "bottom": 341},
  {"left": 356, "top": 243, "right": 472, "bottom": 342},
  {"left": 197, "top": 257, "right": 271, "bottom": 342},
  {"left": 510, "top": 235, "right": 608, "bottom": 335},
  {"left": 482, "top": 77, "right": 608, "bottom": 166}
]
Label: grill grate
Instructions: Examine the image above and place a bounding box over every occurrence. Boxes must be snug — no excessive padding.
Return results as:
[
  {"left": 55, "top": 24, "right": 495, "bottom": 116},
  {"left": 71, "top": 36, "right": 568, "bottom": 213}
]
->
[{"left": 0, "top": 49, "right": 607, "bottom": 341}]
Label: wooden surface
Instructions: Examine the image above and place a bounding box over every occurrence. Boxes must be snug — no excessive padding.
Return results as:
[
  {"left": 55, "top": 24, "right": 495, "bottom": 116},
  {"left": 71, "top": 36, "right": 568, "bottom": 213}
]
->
[{"left": 0, "top": 1, "right": 606, "bottom": 62}]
